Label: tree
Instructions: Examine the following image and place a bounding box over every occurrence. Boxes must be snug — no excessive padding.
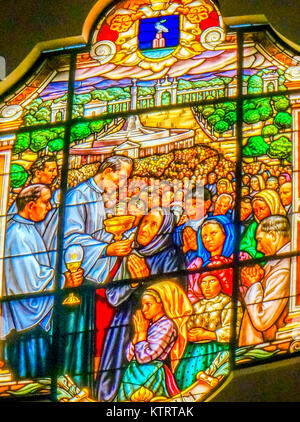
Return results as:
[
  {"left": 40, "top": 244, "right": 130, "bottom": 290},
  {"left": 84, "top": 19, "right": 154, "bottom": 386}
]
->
[
  {"left": 257, "top": 104, "right": 273, "bottom": 121},
  {"left": 89, "top": 119, "right": 112, "bottom": 134},
  {"left": 224, "top": 111, "right": 237, "bottom": 126},
  {"left": 30, "top": 129, "right": 61, "bottom": 154},
  {"left": 262, "top": 124, "right": 278, "bottom": 140},
  {"left": 30, "top": 131, "right": 50, "bottom": 153},
  {"left": 247, "top": 75, "right": 263, "bottom": 94},
  {"left": 214, "top": 120, "right": 229, "bottom": 134},
  {"left": 214, "top": 109, "right": 226, "bottom": 119},
  {"left": 243, "top": 100, "right": 256, "bottom": 113},
  {"left": 207, "top": 113, "right": 221, "bottom": 126},
  {"left": 267, "top": 136, "right": 292, "bottom": 163},
  {"left": 23, "top": 115, "right": 36, "bottom": 126},
  {"left": 54, "top": 94, "right": 67, "bottom": 103},
  {"left": 202, "top": 105, "right": 215, "bottom": 119},
  {"left": 73, "top": 94, "right": 92, "bottom": 105},
  {"left": 10, "top": 164, "right": 28, "bottom": 188},
  {"left": 274, "top": 112, "right": 292, "bottom": 130},
  {"left": 35, "top": 106, "right": 51, "bottom": 122},
  {"left": 91, "top": 90, "right": 113, "bottom": 101},
  {"left": 107, "top": 88, "right": 130, "bottom": 99},
  {"left": 218, "top": 101, "right": 235, "bottom": 113},
  {"left": 13, "top": 133, "right": 30, "bottom": 157},
  {"left": 243, "top": 109, "right": 260, "bottom": 125},
  {"left": 178, "top": 80, "right": 194, "bottom": 90},
  {"left": 24, "top": 98, "right": 43, "bottom": 115},
  {"left": 273, "top": 96, "right": 290, "bottom": 112},
  {"left": 72, "top": 105, "right": 84, "bottom": 119},
  {"left": 138, "top": 87, "right": 155, "bottom": 96},
  {"left": 243, "top": 136, "right": 269, "bottom": 160},
  {"left": 48, "top": 138, "right": 64, "bottom": 153},
  {"left": 71, "top": 122, "right": 91, "bottom": 143}
]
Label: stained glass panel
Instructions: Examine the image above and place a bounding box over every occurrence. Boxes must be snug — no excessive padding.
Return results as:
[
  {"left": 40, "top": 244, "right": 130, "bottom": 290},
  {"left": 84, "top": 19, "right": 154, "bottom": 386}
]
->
[
  {"left": 0, "top": 0, "right": 300, "bottom": 403},
  {"left": 0, "top": 54, "right": 71, "bottom": 131},
  {"left": 243, "top": 30, "right": 300, "bottom": 95}
]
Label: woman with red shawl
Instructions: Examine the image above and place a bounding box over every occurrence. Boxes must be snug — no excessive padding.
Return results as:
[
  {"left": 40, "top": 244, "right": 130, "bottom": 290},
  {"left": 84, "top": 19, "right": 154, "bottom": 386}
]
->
[{"left": 175, "top": 270, "right": 242, "bottom": 391}]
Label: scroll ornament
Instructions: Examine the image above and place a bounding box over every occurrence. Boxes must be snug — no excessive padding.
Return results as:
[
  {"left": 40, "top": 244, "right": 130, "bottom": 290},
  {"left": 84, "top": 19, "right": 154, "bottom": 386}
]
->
[
  {"left": 91, "top": 40, "right": 117, "bottom": 64},
  {"left": 0, "top": 105, "right": 22, "bottom": 122},
  {"left": 200, "top": 26, "right": 225, "bottom": 50}
]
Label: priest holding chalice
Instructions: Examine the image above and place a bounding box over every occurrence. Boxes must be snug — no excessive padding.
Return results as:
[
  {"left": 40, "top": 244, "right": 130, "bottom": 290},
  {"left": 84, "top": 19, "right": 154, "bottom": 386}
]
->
[{"left": 61, "top": 155, "right": 135, "bottom": 393}]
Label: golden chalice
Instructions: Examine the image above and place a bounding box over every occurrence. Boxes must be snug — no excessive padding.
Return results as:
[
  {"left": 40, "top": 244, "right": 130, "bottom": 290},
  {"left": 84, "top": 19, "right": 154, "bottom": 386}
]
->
[
  {"left": 63, "top": 245, "right": 84, "bottom": 306},
  {"left": 104, "top": 215, "right": 136, "bottom": 241}
]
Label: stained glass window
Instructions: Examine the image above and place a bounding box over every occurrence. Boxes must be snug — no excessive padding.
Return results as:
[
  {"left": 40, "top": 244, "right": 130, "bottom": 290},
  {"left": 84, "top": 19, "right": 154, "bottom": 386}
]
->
[{"left": 0, "top": 0, "right": 300, "bottom": 403}]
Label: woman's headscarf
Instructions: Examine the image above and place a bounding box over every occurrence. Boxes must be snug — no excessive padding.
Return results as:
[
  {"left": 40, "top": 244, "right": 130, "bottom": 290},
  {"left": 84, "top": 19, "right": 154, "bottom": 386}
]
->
[
  {"left": 197, "top": 214, "right": 235, "bottom": 266},
  {"left": 252, "top": 189, "right": 286, "bottom": 222},
  {"left": 250, "top": 175, "right": 265, "bottom": 191},
  {"left": 187, "top": 256, "right": 233, "bottom": 302},
  {"left": 280, "top": 173, "right": 291, "bottom": 183},
  {"left": 135, "top": 208, "right": 176, "bottom": 256},
  {"left": 144, "top": 280, "right": 193, "bottom": 372},
  {"left": 217, "top": 178, "right": 233, "bottom": 194}
]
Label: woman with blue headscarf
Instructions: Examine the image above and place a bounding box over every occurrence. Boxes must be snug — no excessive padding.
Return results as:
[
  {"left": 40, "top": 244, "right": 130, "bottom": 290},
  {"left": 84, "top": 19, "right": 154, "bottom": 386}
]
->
[
  {"left": 187, "top": 215, "right": 235, "bottom": 303},
  {"left": 197, "top": 215, "right": 235, "bottom": 266},
  {"left": 96, "top": 207, "right": 184, "bottom": 402}
]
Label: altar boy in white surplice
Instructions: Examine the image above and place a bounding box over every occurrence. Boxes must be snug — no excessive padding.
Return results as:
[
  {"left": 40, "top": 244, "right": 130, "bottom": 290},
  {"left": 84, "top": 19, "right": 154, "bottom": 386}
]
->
[{"left": 1, "top": 184, "right": 81, "bottom": 379}]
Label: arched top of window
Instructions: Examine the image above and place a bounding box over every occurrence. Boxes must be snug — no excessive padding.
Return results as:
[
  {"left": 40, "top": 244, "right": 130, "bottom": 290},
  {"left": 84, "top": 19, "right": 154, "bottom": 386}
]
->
[{"left": 0, "top": 0, "right": 300, "bottom": 132}]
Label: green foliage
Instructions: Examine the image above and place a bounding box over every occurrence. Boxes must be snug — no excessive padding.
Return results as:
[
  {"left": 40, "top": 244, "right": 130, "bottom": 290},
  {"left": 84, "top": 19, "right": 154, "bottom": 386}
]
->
[
  {"left": 72, "top": 105, "right": 84, "bottom": 119},
  {"left": 71, "top": 122, "right": 91, "bottom": 142},
  {"left": 91, "top": 89, "right": 113, "bottom": 101},
  {"left": 218, "top": 102, "right": 236, "bottom": 113},
  {"left": 13, "top": 133, "right": 30, "bottom": 155},
  {"left": 10, "top": 164, "right": 28, "bottom": 188},
  {"left": 30, "top": 131, "right": 50, "bottom": 152},
  {"left": 278, "top": 75, "right": 286, "bottom": 87},
  {"left": 138, "top": 87, "right": 155, "bottom": 96},
  {"left": 207, "top": 113, "right": 221, "bottom": 126},
  {"left": 89, "top": 119, "right": 112, "bottom": 133},
  {"left": 243, "top": 109, "right": 260, "bottom": 124},
  {"left": 267, "top": 136, "right": 292, "bottom": 162},
  {"left": 214, "top": 109, "right": 226, "bottom": 119},
  {"left": 23, "top": 97, "right": 51, "bottom": 126},
  {"left": 30, "top": 128, "right": 64, "bottom": 153},
  {"left": 35, "top": 107, "right": 51, "bottom": 122},
  {"left": 108, "top": 87, "right": 130, "bottom": 99},
  {"left": 54, "top": 95, "right": 67, "bottom": 103},
  {"left": 247, "top": 75, "right": 263, "bottom": 94},
  {"left": 273, "top": 96, "right": 290, "bottom": 112},
  {"left": 214, "top": 120, "right": 229, "bottom": 133},
  {"left": 25, "top": 98, "right": 42, "bottom": 114},
  {"left": 202, "top": 105, "right": 215, "bottom": 119},
  {"left": 243, "top": 136, "right": 269, "bottom": 157},
  {"left": 243, "top": 100, "right": 256, "bottom": 113},
  {"left": 48, "top": 138, "right": 64, "bottom": 153},
  {"left": 243, "top": 98, "right": 273, "bottom": 124},
  {"left": 274, "top": 112, "right": 292, "bottom": 129},
  {"left": 257, "top": 104, "right": 273, "bottom": 121},
  {"left": 73, "top": 94, "right": 92, "bottom": 105},
  {"left": 52, "top": 127, "right": 65, "bottom": 138},
  {"left": 262, "top": 124, "right": 279, "bottom": 139},
  {"left": 178, "top": 80, "right": 194, "bottom": 90},
  {"left": 224, "top": 111, "right": 237, "bottom": 126},
  {"left": 161, "top": 92, "right": 171, "bottom": 105}
]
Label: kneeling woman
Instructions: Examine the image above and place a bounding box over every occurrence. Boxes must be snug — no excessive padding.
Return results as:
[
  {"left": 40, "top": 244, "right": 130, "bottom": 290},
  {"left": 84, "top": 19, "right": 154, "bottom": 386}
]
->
[
  {"left": 115, "top": 281, "right": 192, "bottom": 402},
  {"left": 175, "top": 271, "right": 242, "bottom": 391}
]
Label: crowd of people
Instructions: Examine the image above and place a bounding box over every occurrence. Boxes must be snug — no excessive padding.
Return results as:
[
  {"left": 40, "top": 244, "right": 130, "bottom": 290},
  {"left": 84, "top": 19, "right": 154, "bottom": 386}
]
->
[{"left": 2, "top": 152, "right": 293, "bottom": 402}]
